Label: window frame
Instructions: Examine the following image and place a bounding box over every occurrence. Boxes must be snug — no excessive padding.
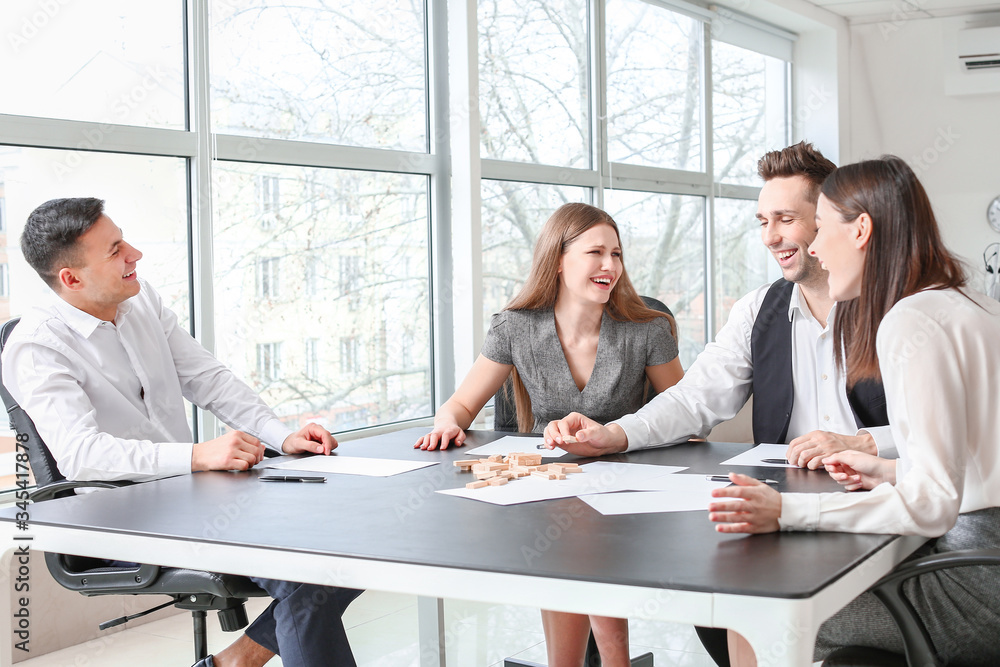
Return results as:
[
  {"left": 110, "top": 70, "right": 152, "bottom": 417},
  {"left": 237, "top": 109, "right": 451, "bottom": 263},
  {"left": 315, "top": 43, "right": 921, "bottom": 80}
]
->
[{"left": 0, "top": 0, "right": 793, "bottom": 445}]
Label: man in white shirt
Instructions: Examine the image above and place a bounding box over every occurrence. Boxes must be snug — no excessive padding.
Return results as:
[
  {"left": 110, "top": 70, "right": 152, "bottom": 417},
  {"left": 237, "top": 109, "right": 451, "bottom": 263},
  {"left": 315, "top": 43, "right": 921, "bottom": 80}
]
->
[
  {"left": 3, "top": 198, "right": 360, "bottom": 667},
  {"left": 543, "top": 142, "right": 895, "bottom": 667}
]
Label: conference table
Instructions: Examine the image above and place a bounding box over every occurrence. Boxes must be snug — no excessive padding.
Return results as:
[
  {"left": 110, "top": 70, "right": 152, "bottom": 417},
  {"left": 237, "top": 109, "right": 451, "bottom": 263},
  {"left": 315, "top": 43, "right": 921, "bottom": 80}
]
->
[{"left": 0, "top": 428, "right": 926, "bottom": 666}]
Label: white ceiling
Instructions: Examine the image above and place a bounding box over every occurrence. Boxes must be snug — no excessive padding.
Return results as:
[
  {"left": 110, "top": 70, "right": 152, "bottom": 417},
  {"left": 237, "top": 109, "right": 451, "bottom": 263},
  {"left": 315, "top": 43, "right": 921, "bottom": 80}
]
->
[{"left": 807, "top": 0, "right": 1000, "bottom": 23}]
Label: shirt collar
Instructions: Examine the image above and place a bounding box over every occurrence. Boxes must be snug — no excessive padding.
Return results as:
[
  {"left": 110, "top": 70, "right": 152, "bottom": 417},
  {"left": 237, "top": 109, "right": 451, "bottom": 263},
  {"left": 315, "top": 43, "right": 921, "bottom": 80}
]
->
[
  {"left": 50, "top": 295, "right": 106, "bottom": 338},
  {"left": 49, "top": 291, "right": 136, "bottom": 338},
  {"left": 787, "top": 282, "right": 837, "bottom": 329}
]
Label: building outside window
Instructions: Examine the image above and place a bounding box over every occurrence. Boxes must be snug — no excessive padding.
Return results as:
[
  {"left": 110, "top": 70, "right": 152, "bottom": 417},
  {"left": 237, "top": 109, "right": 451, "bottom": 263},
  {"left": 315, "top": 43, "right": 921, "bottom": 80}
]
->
[
  {"left": 257, "top": 256, "right": 280, "bottom": 300},
  {"left": 340, "top": 337, "right": 359, "bottom": 375},
  {"left": 256, "top": 174, "right": 280, "bottom": 228},
  {"left": 257, "top": 342, "right": 282, "bottom": 383},
  {"left": 304, "top": 338, "right": 319, "bottom": 381}
]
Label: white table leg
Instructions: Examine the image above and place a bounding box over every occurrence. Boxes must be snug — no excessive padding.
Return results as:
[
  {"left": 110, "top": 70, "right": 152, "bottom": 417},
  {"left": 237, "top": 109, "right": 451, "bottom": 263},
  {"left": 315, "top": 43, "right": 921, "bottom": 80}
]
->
[
  {"left": 418, "top": 596, "right": 446, "bottom": 667},
  {"left": 721, "top": 604, "right": 819, "bottom": 667}
]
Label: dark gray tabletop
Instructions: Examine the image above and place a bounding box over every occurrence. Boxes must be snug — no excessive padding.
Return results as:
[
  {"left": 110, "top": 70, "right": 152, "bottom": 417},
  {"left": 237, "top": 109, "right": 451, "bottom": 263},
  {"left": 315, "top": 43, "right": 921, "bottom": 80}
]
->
[{"left": 3, "top": 429, "right": 906, "bottom": 599}]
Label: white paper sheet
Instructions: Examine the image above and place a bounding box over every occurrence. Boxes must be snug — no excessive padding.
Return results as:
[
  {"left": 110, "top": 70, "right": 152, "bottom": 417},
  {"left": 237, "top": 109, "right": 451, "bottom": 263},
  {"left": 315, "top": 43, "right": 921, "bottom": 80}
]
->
[
  {"left": 719, "top": 443, "right": 798, "bottom": 468},
  {"left": 263, "top": 456, "right": 438, "bottom": 477},
  {"left": 462, "top": 435, "right": 569, "bottom": 459},
  {"left": 578, "top": 476, "right": 734, "bottom": 515},
  {"left": 436, "top": 461, "right": 687, "bottom": 506}
]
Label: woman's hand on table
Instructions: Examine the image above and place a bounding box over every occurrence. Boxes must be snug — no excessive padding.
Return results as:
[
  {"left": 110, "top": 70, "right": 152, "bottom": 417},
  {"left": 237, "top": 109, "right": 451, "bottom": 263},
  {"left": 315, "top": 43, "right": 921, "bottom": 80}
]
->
[
  {"left": 822, "top": 451, "right": 896, "bottom": 491},
  {"left": 414, "top": 423, "right": 465, "bottom": 451},
  {"left": 708, "top": 473, "right": 782, "bottom": 534}
]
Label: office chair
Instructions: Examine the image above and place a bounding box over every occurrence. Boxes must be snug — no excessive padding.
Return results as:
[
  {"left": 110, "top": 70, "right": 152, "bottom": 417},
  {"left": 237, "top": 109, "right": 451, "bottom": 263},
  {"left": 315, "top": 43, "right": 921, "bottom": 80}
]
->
[
  {"left": 821, "top": 547, "right": 1000, "bottom": 667},
  {"left": 0, "top": 317, "right": 267, "bottom": 662},
  {"left": 499, "top": 297, "right": 672, "bottom": 667},
  {"left": 494, "top": 296, "right": 675, "bottom": 432}
]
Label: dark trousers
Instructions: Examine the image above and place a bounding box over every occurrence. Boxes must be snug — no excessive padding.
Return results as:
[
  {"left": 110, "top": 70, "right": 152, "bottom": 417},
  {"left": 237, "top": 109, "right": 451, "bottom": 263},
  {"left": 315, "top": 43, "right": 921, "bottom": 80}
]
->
[
  {"left": 695, "top": 626, "right": 731, "bottom": 667},
  {"left": 246, "top": 577, "right": 363, "bottom": 667}
]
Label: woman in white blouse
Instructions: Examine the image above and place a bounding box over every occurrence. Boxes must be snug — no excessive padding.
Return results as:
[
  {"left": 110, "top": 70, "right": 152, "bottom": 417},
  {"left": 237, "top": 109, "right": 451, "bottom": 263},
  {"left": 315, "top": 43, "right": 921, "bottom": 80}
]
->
[{"left": 708, "top": 155, "right": 1000, "bottom": 666}]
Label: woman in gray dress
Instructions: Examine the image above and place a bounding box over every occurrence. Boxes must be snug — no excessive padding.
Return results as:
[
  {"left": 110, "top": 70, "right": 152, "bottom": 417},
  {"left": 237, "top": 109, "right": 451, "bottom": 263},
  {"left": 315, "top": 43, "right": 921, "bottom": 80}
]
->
[
  {"left": 415, "top": 202, "right": 684, "bottom": 667},
  {"left": 705, "top": 156, "right": 1000, "bottom": 666}
]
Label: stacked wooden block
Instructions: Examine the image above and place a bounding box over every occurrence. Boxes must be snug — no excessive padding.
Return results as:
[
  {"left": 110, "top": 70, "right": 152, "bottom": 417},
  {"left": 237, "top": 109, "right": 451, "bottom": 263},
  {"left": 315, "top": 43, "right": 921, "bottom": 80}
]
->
[{"left": 454, "top": 453, "right": 582, "bottom": 489}]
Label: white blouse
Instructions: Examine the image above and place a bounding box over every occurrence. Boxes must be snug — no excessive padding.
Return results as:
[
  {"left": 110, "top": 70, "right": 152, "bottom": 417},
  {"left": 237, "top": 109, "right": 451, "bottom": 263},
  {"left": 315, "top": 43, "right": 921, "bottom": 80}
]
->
[{"left": 779, "top": 288, "right": 1000, "bottom": 536}]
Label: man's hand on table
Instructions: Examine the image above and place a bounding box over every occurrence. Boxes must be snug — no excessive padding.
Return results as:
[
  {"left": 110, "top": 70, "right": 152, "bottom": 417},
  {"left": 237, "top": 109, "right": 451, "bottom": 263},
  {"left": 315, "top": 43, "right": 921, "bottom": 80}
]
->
[
  {"left": 281, "top": 423, "right": 338, "bottom": 455},
  {"left": 542, "top": 412, "right": 628, "bottom": 456},
  {"left": 192, "top": 431, "right": 265, "bottom": 471},
  {"left": 785, "top": 430, "right": 877, "bottom": 469},
  {"left": 708, "top": 473, "right": 782, "bottom": 534}
]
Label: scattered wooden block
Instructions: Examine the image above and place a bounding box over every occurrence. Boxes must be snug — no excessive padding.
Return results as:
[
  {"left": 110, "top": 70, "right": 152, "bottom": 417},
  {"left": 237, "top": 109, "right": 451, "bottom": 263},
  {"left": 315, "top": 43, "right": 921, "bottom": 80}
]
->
[{"left": 457, "top": 452, "right": 580, "bottom": 490}]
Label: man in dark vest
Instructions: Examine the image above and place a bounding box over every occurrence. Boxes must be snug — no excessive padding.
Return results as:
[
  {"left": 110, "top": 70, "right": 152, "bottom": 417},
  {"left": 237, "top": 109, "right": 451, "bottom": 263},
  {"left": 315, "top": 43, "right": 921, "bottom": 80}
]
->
[{"left": 543, "top": 141, "right": 893, "bottom": 667}]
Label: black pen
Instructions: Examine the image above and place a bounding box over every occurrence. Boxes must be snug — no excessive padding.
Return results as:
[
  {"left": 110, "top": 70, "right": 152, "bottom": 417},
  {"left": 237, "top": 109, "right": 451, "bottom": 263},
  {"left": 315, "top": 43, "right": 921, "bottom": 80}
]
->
[
  {"left": 761, "top": 458, "right": 792, "bottom": 465},
  {"left": 259, "top": 475, "right": 326, "bottom": 483},
  {"left": 706, "top": 475, "right": 779, "bottom": 485}
]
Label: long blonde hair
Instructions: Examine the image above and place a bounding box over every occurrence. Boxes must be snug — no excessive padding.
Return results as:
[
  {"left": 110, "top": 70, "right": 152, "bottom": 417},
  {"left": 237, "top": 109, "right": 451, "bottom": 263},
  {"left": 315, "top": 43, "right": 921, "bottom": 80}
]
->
[{"left": 502, "top": 202, "right": 677, "bottom": 432}]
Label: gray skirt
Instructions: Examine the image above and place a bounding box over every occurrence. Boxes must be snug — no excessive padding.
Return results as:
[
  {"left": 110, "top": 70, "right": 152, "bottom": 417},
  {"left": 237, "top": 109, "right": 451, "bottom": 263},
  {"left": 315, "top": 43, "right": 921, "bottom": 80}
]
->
[{"left": 814, "top": 506, "right": 1000, "bottom": 666}]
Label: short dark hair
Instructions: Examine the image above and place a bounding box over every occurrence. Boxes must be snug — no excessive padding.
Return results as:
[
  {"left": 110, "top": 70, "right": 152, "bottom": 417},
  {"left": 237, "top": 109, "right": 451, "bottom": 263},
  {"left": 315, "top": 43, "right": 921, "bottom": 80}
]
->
[
  {"left": 757, "top": 141, "right": 837, "bottom": 204},
  {"left": 21, "top": 198, "right": 106, "bottom": 289}
]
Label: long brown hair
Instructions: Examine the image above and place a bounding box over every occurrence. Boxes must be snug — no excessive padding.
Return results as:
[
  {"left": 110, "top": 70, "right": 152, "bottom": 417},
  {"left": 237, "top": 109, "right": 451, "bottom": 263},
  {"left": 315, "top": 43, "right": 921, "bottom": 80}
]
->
[
  {"left": 823, "top": 156, "right": 965, "bottom": 387},
  {"left": 502, "top": 202, "right": 677, "bottom": 431}
]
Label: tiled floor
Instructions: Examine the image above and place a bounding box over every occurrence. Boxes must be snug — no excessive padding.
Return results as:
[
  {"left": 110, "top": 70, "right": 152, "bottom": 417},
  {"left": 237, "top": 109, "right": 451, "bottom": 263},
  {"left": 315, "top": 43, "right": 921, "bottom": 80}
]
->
[{"left": 18, "top": 591, "right": 722, "bottom": 666}]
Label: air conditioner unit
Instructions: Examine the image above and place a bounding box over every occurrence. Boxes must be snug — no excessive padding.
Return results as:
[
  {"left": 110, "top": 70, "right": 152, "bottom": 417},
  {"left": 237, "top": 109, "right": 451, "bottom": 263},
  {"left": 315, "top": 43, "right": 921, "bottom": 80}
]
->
[
  {"left": 957, "top": 25, "right": 1000, "bottom": 71},
  {"left": 946, "top": 17, "right": 1000, "bottom": 96}
]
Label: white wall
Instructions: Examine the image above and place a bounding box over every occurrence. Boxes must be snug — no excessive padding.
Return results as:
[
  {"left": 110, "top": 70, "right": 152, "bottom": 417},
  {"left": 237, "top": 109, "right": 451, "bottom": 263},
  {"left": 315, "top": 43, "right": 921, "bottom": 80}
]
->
[{"left": 847, "top": 16, "right": 1000, "bottom": 292}]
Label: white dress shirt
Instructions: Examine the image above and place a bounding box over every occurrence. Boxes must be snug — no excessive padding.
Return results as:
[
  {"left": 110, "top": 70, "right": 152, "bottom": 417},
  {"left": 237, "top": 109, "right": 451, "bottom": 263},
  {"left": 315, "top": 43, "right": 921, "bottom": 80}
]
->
[
  {"left": 780, "top": 288, "right": 1000, "bottom": 536},
  {"left": 2, "top": 280, "right": 292, "bottom": 482},
  {"left": 613, "top": 281, "right": 895, "bottom": 453}
]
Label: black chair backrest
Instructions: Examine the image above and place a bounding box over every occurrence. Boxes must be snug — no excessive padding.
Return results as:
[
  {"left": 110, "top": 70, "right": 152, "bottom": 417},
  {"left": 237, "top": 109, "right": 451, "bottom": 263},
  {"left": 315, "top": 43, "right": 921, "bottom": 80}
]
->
[
  {"left": 492, "top": 296, "right": 675, "bottom": 432},
  {"left": 0, "top": 318, "right": 69, "bottom": 489}
]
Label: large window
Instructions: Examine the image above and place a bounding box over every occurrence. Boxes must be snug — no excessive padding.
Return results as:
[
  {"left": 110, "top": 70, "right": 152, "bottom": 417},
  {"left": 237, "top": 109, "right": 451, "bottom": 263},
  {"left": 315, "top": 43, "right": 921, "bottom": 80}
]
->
[
  {"left": 478, "top": 0, "right": 791, "bottom": 365},
  {"left": 0, "top": 0, "right": 792, "bottom": 493},
  {"left": 210, "top": 0, "right": 426, "bottom": 151},
  {"left": 606, "top": 0, "right": 703, "bottom": 171},
  {"left": 213, "top": 162, "right": 431, "bottom": 430}
]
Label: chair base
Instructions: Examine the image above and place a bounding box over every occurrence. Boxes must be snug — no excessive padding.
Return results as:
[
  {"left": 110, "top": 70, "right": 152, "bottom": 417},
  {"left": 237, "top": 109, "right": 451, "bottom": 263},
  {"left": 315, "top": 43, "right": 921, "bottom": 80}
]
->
[
  {"left": 822, "top": 646, "right": 907, "bottom": 667},
  {"left": 503, "top": 652, "right": 654, "bottom": 667}
]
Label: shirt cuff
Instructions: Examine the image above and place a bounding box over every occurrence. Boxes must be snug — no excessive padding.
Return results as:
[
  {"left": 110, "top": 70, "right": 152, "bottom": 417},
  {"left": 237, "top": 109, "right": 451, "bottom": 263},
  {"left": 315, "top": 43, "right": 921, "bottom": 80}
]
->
[
  {"left": 260, "top": 418, "right": 294, "bottom": 453},
  {"left": 158, "top": 442, "right": 195, "bottom": 477},
  {"left": 859, "top": 426, "right": 897, "bottom": 459},
  {"left": 611, "top": 414, "right": 649, "bottom": 452},
  {"left": 777, "top": 492, "right": 821, "bottom": 531}
]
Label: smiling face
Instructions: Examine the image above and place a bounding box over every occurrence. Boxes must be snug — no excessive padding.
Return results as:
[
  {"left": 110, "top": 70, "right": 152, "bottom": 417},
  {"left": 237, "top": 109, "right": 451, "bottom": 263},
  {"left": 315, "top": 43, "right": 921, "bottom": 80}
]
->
[
  {"left": 556, "top": 223, "right": 623, "bottom": 307},
  {"left": 808, "top": 194, "right": 867, "bottom": 302},
  {"left": 756, "top": 175, "right": 825, "bottom": 286},
  {"left": 59, "top": 214, "right": 143, "bottom": 321}
]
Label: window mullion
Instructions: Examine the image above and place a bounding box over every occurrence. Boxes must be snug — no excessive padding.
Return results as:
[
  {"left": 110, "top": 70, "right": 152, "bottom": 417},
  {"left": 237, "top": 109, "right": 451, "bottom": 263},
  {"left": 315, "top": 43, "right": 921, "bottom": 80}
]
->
[
  {"left": 446, "top": 0, "right": 483, "bottom": 391},
  {"left": 703, "top": 19, "right": 716, "bottom": 342},
  {"left": 593, "top": 0, "right": 608, "bottom": 208},
  {"left": 187, "top": 0, "right": 218, "bottom": 440}
]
